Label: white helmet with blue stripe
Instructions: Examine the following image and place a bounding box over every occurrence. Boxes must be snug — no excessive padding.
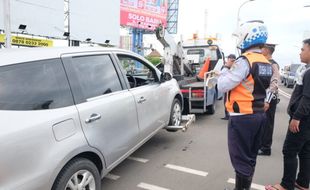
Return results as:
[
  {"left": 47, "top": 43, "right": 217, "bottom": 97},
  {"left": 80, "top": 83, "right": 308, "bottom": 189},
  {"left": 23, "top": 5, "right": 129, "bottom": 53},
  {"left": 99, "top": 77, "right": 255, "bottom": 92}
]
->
[{"left": 234, "top": 20, "right": 268, "bottom": 51}]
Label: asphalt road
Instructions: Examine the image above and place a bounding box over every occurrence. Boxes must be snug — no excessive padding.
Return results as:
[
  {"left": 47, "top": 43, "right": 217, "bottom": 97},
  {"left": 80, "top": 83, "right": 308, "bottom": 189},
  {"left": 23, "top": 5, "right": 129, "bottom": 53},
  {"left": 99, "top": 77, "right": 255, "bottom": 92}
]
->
[{"left": 101, "top": 84, "right": 295, "bottom": 190}]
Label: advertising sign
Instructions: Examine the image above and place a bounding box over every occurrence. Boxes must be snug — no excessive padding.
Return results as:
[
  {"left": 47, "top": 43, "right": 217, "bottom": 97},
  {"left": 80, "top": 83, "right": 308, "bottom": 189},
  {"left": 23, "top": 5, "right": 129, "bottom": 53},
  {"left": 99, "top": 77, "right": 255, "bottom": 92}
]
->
[
  {"left": 0, "top": 34, "right": 53, "bottom": 47},
  {"left": 120, "top": 0, "right": 168, "bottom": 31},
  {"left": 70, "top": 0, "right": 120, "bottom": 45},
  {"left": 0, "top": 0, "right": 64, "bottom": 38}
]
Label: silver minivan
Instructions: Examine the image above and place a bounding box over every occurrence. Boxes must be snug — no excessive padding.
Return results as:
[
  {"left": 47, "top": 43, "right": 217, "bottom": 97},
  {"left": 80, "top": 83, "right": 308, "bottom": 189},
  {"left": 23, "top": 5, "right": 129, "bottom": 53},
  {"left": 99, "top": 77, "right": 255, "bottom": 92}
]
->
[{"left": 0, "top": 47, "right": 183, "bottom": 190}]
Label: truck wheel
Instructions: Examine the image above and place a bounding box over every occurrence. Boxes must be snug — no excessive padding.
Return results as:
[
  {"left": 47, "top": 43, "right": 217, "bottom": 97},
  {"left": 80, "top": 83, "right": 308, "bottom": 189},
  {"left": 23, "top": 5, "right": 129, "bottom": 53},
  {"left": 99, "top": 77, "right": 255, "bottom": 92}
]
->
[
  {"left": 206, "top": 104, "right": 215, "bottom": 114},
  {"left": 52, "top": 158, "right": 101, "bottom": 190},
  {"left": 167, "top": 99, "right": 182, "bottom": 132},
  {"left": 285, "top": 80, "right": 291, "bottom": 88},
  {"left": 182, "top": 99, "right": 189, "bottom": 114},
  {"left": 206, "top": 94, "right": 216, "bottom": 114},
  {"left": 215, "top": 88, "right": 223, "bottom": 100}
]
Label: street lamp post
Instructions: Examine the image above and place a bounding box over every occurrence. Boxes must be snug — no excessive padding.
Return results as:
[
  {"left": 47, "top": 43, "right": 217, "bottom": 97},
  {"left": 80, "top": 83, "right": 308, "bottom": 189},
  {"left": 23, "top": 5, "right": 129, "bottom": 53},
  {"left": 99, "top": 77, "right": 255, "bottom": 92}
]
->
[
  {"left": 236, "top": 0, "right": 255, "bottom": 28},
  {"left": 3, "top": 0, "right": 12, "bottom": 48},
  {"left": 303, "top": 5, "right": 310, "bottom": 39},
  {"left": 235, "top": 0, "right": 255, "bottom": 55}
]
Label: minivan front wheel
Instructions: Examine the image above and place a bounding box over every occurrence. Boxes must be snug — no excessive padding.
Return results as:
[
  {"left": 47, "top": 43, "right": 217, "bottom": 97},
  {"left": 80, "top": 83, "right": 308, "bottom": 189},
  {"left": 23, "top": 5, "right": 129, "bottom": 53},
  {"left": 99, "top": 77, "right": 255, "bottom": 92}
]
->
[
  {"left": 167, "top": 99, "right": 182, "bottom": 132},
  {"left": 52, "top": 158, "right": 100, "bottom": 190}
]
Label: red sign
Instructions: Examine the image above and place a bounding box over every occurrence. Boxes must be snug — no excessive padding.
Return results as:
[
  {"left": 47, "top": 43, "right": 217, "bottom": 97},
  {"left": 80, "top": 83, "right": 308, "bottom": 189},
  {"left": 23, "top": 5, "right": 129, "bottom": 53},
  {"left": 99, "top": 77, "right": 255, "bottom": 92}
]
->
[{"left": 120, "top": 0, "right": 168, "bottom": 31}]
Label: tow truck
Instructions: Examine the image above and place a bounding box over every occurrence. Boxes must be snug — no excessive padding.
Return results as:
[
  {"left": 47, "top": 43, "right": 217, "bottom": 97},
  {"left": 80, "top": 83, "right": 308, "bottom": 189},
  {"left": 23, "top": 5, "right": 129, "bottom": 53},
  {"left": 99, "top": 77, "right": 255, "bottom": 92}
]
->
[{"left": 155, "top": 25, "right": 224, "bottom": 114}]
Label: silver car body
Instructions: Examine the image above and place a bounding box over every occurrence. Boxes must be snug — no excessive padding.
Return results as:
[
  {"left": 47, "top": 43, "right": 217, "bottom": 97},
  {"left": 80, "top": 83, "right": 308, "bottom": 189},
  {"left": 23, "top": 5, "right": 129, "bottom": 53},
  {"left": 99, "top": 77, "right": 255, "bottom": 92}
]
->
[
  {"left": 0, "top": 47, "right": 183, "bottom": 190},
  {"left": 282, "top": 63, "right": 301, "bottom": 88},
  {"left": 294, "top": 63, "right": 307, "bottom": 85}
]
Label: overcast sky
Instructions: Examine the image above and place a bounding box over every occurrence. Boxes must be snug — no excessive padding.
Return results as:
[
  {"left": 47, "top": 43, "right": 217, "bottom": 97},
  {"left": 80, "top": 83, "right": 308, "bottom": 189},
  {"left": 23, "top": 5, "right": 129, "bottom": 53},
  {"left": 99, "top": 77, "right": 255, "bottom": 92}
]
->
[
  {"left": 147, "top": 0, "right": 310, "bottom": 68},
  {"left": 177, "top": 0, "right": 310, "bottom": 68}
]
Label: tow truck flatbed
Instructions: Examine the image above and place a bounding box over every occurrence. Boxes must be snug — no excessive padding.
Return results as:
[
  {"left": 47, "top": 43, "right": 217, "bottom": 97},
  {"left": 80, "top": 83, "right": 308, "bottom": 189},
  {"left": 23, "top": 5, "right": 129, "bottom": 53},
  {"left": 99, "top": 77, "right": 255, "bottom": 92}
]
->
[{"left": 182, "top": 81, "right": 204, "bottom": 88}]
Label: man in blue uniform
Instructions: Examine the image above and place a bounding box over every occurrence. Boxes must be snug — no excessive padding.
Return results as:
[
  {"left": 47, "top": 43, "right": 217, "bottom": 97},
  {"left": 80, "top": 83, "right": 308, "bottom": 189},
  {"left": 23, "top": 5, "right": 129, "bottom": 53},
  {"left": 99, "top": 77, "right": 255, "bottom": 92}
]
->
[{"left": 258, "top": 43, "right": 280, "bottom": 156}]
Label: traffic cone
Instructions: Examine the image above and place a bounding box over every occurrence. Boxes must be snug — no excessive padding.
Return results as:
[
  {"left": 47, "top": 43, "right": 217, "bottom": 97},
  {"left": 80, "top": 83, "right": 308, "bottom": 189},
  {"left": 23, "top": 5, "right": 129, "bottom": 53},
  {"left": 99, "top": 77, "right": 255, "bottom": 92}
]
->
[{"left": 197, "top": 57, "right": 210, "bottom": 80}]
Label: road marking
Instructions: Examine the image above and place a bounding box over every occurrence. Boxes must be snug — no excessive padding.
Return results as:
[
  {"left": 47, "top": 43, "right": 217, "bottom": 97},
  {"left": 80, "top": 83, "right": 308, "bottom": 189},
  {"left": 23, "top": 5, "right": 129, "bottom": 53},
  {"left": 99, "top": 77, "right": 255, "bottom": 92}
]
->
[
  {"left": 128, "top": 156, "right": 149, "bottom": 163},
  {"left": 227, "top": 178, "right": 265, "bottom": 190},
  {"left": 137, "top": 182, "right": 170, "bottom": 190},
  {"left": 165, "top": 164, "right": 208, "bottom": 177},
  {"left": 105, "top": 173, "right": 120, "bottom": 180},
  {"left": 279, "top": 89, "right": 291, "bottom": 99}
]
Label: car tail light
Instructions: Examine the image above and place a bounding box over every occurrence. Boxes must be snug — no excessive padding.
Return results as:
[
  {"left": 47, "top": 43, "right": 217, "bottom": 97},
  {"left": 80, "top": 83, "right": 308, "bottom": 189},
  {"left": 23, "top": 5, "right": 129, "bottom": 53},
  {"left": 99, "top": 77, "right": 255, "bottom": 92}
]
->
[
  {"left": 181, "top": 89, "right": 204, "bottom": 98},
  {"left": 180, "top": 89, "right": 189, "bottom": 93},
  {"left": 191, "top": 90, "right": 204, "bottom": 98}
]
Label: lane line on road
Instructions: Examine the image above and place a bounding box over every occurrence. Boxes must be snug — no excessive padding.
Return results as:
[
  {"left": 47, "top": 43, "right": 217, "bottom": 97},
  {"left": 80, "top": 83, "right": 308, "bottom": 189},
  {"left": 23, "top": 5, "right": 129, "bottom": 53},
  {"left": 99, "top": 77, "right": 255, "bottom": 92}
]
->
[
  {"left": 137, "top": 182, "right": 170, "bottom": 190},
  {"left": 165, "top": 164, "right": 208, "bottom": 177},
  {"left": 279, "top": 89, "right": 291, "bottom": 99},
  {"left": 128, "top": 156, "right": 149, "bottom": 163},
  {"left": 227, "top": 178, "right": 265, "bottom": 190},
  {"left": 105, "top": 173, "right": 120, "bottom": 180}
]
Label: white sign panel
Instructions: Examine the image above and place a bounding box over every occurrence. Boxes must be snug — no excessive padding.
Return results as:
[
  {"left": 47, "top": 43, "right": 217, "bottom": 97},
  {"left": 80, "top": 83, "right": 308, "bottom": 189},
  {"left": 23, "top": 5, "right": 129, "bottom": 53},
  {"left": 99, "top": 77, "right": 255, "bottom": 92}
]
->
[
  {"left": 0, "top": 0, "right": 64, "bottom": 38},
  {"left": 70, "top": 0, "right": 120, "bottom": 46}
]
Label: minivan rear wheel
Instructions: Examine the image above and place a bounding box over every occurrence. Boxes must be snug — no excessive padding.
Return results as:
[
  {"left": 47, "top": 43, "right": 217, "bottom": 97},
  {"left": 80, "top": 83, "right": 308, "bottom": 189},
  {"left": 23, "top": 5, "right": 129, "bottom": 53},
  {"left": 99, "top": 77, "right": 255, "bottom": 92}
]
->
[{"left": 52, "top": 158, "right": 100, "bottom": 190}]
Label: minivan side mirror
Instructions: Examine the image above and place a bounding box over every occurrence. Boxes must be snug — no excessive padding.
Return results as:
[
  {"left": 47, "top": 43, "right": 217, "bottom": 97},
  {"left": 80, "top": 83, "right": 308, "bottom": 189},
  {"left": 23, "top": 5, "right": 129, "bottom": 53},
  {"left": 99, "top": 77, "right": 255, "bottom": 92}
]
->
[{"left": 160, "top": 72, "right": 172, "bottom": 82}]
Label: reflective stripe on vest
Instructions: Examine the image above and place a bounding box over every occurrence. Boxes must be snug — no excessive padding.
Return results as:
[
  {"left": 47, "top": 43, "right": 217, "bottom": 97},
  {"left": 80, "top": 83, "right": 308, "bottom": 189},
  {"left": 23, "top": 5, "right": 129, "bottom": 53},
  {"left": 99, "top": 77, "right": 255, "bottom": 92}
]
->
[{"left": 226, "top": 52, "right": 272, "bottom": 114}]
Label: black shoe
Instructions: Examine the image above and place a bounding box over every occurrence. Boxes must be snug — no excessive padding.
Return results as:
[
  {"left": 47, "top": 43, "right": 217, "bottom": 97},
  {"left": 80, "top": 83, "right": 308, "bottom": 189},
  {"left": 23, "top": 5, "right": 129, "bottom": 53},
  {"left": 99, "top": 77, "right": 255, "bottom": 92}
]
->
[
  {"left": 258, "top": 149, "right": 271, "bottom": 156},
  {"left": 221, "top": 117, "right": 229, "bottom": 120},
  {"left": 235, "top": 174, "right": 252, "bottom": 190}
]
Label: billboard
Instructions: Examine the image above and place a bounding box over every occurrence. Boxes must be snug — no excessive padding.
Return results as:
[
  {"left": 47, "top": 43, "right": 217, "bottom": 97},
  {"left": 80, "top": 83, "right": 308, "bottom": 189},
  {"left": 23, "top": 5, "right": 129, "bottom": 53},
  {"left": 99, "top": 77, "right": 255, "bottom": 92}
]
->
[
  {"left": 120, "top": 0, "right": 168, "bottom": 31},
  {"left": 70, "top": 0, "right": 120, "bottom": 45},
  {"left": 0, "top": 0, "right": 64, "bottom": 38},
  {"left": 0, "top": 34, "right": 53, "bottom": 47}
]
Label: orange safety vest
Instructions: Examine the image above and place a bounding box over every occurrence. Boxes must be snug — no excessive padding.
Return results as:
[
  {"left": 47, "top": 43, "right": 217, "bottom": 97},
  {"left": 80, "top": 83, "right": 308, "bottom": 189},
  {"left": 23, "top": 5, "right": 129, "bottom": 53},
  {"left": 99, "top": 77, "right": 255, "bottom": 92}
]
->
[
  {"left": 226, "top": 52, "right": 272, "bottom": 114},
  {"left": 197, "top": 57, "right": 210, "bottom": 80}
]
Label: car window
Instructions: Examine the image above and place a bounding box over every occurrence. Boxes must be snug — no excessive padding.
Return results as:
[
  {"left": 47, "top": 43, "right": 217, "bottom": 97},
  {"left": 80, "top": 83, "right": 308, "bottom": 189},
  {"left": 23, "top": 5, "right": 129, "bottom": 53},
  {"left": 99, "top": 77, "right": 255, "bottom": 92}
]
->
[
  {"left": 70, "top": 55, "right": 122, "bottom": 101},
  {"left": 185, "top": 46, "right": 219, "bottom": 61},
  {"left": 187, "top": 49, "right": 205, "bottom": 57},
  {"left": 117, "top": 54, "right": 158, "bottom": 88},
  {"left": 290, "top": 64, "right": 300, "bottom": 73},
  {"left": 0, "top": 59, "right": 74, "bottom": 110}
]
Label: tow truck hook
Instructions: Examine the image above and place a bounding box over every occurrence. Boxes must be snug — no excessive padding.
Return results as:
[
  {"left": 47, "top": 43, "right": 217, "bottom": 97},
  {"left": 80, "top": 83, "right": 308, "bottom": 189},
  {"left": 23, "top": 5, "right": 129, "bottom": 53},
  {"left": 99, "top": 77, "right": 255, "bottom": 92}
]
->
[{"left": 165, "top": 114, "right": 196, "bottom": 132}]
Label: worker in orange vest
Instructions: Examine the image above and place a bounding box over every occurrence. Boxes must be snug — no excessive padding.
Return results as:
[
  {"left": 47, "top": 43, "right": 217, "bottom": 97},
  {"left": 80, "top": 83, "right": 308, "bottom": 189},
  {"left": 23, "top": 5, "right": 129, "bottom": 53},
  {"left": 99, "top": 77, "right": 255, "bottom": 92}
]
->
[
  {"left": 218, "top": 21, "right": 271, "bottom": 190},
  {"left": 197, "top": 56, "right": 211, "bottom": 81}
]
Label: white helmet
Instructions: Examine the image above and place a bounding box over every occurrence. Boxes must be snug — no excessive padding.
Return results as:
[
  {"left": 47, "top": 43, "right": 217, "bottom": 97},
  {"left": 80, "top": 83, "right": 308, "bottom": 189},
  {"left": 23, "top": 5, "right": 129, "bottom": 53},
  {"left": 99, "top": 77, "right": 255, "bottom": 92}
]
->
[{"left": 234, "top": 20, "right": 268, "bottom": 51}]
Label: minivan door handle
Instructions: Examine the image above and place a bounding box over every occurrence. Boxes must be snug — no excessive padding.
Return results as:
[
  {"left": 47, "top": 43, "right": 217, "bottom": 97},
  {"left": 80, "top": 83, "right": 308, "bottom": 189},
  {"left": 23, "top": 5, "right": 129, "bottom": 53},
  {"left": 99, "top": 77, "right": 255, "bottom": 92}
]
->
[
  {"left": 85, "top": 113, "right": 101, "bottom": 124},
  {"left": 137, "top": 96, "right": 146, "bottom": 104}
]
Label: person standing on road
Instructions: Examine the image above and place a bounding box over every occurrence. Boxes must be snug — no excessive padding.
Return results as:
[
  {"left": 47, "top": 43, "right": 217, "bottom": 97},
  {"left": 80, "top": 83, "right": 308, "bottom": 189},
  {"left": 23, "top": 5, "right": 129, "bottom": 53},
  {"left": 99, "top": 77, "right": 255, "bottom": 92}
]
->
[
  {"left": 221, "top": 54, "right": 236, "bottom": 120},
  {"left": 266, "top": 38, "right": 310, "bottom": 190},
  {"left": 258, "top": 43, "right": 280, "bottom": 156},
  {"left": 218, "top": 20, "right": 272, "bottom": 190}
]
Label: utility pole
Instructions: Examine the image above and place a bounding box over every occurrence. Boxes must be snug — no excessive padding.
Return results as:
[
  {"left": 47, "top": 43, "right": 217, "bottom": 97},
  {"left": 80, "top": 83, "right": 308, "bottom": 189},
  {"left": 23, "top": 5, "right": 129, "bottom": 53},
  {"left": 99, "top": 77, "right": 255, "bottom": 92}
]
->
[
  {"left": 64, "top": 0, "right": 70, "bottom": 46},
  {"left": 3, "top": 0, "right": 12, "bottom": 48},
  {"left": 204, "top": 9, "right": 208, "bottom": 38}
]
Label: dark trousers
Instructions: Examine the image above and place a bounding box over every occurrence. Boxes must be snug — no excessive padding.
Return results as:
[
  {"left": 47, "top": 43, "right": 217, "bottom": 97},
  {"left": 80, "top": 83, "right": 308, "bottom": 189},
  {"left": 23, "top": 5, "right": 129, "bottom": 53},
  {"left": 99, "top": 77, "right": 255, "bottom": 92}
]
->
[
  {"left": 261, "top": 98, "right": 277, "bottom": 151},
  {"left": 280, "top": 119, "right": 310, "bottom": 190},
  {"left": 228, "top": 113, "right": 266, "bottom": 177},
  {"left": 224, "top": 93, "right": 229, "bottom": 118}
]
